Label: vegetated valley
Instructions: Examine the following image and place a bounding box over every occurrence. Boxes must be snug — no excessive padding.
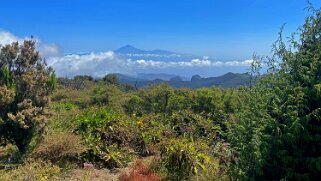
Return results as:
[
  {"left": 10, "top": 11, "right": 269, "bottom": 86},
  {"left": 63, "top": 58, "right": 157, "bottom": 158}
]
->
[{"left": 1, "top": 7, "right": 321, "bottom": 181}]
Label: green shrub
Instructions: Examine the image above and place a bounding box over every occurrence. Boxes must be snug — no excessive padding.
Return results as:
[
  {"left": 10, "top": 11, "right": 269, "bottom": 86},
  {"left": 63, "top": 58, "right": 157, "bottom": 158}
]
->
[
  {"left": 160, "top": 139, "right": 217, "bottom": 180},
  {"left": 74, "top": 109, "right": 134, "bottom": 168},
  {"left": 124, "top": 95, "right": 144, "bottom": 115},
  {"left": 0, "top": 144, "right": 20, "bottom": 167},
  {"left": 169, "top": 110, "right": 220, "bottom": 143},
  {"left": 0, "top": 160, "right": 61, "bottom": 181},
  {"left": 130, "top": 114, "right": 168, "bottom": 156}
]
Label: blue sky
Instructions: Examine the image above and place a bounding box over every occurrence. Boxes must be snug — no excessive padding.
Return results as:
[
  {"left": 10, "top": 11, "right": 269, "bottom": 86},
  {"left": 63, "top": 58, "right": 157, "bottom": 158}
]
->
[
  {"left": 0, "top": 0, "right": 320, "bottom": 77},
  {"left": 1, "top": 0, "right": 320, "bottom": 59}
]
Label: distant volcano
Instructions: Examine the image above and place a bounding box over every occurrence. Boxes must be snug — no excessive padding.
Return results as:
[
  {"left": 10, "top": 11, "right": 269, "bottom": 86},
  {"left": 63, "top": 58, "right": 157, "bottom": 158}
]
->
[{"left": 115, "top": 45, "right": 175, "bottom": 55}]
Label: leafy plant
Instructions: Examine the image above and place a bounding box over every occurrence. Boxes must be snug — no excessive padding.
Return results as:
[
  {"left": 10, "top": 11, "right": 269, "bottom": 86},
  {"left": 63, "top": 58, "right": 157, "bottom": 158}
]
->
[
  {"left": 160, "top": 138, "right": 217, "bottom": 180},
  {"left": 74, "top": 109, "right": 133, "bottom": 168}
]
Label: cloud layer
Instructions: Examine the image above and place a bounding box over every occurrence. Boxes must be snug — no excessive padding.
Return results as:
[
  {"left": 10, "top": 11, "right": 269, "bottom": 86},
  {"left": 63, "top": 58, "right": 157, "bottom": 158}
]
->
[
  {"left": 47, "top": 51, "right": 252, "bottom": 77},
  {"left": 127, "top": 58, "right": 253, "bottom": 68}
]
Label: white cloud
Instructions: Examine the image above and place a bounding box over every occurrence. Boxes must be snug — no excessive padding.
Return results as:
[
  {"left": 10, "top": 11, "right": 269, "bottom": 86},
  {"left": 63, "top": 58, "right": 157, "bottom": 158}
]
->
[
  {"left": 0, "top": 30, "right": 23, "bottom": 45},
  {"left": 47, "top": 51, "right": 252, "bottom": 77},
  {"left": 126, "top": 58, "right": 252, "bottom": 69},
  {"left": 0, "top": 29, "right": 61, "bottom": 58},
  {"left": 47, "top": 51, "right": 132, "bottom": 77}
]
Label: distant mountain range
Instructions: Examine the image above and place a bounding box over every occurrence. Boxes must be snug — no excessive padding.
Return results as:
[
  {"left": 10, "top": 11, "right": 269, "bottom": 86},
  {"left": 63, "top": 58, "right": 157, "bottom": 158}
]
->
[
  {"left": 116, "top": 72, "right": 251, "bottom": 89},
  {"left": 114, "top": 45, "right": 196, "bottom": 62}
]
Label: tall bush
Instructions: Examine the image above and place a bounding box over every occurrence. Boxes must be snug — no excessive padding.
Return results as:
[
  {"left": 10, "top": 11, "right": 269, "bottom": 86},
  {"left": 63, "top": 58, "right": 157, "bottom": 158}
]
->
[{"left": 0, "top": 40, "right": 56, "bottom": 153}]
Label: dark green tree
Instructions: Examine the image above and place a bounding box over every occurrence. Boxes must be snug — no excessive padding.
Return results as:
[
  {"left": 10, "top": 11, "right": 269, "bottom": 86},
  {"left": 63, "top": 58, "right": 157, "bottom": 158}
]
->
[{"left": 103, "top": 74, "right": 119, "bottom": 85}]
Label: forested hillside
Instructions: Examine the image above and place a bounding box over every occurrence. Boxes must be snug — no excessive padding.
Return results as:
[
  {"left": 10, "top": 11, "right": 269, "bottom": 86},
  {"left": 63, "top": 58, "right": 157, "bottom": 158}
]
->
[
  {"left": 114, "top": 72, "right": 251, "bottom": 89},
  {"left": 1, "top": 4, "right": 321, "bottom": 181}
]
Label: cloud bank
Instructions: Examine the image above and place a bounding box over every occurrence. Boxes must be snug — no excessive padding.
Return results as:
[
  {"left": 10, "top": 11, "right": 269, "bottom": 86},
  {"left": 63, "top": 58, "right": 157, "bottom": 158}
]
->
[
  {"left": 127, "top": 58, "right": 253, "bottom": 68},
  {"left": 47, "top": 51, "right": 252, "bottom": 77}
]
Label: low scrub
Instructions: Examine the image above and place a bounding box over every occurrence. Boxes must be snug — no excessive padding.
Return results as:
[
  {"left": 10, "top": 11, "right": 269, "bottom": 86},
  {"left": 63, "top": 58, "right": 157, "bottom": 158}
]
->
[
  {"left": 0, "top": 160, "right": 61, "bottom": 181},
  {"left": 33, "top": 132, "right": 85, "bottom": 163}
]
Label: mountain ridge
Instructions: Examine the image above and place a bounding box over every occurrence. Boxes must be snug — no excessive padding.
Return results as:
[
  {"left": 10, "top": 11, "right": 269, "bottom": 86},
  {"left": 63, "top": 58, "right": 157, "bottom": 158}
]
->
[{"left": 116, "top": 72, "right": 250, "bottom": 89}]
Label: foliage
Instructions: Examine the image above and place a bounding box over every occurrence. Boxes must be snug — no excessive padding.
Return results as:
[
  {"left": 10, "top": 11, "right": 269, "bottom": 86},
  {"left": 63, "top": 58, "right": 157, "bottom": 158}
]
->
[
  {"left": 138, "top": 84, "right": 173, "bottom": 116},
  {"left": 0, "top": 160, "right": 61, "bottom": 181},
  {"left": 103, "top": 73, "right": 119, "bottom": 85},
  {"left": 228, "top": 4, "right": 321, "bottom": 180},
  {"left": 74, "top": 109, "right": 134, "bottom": 168},
  {"left": 0, "top": 40, "right": 56, "bottom": 153},
  {"left": 0, "top": 144, "right": 20, "bottom": 167},
  {"left": 160, "top": 138, "right": 218, "bottom": 180},
  {"left": 74, "top": 75, "right": 94, "bottom": 81}
]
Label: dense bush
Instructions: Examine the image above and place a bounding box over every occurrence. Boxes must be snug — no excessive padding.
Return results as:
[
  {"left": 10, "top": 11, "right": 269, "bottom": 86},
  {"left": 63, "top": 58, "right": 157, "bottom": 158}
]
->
[
  {"left": 74, "top": 109, "right": 134, "bottom": 168},
  {"left": 0, "top": 40, "right": 56, "bottom": 153},
  {"left": 228, "top": 5, "right": 321, "bottom": 180}
]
